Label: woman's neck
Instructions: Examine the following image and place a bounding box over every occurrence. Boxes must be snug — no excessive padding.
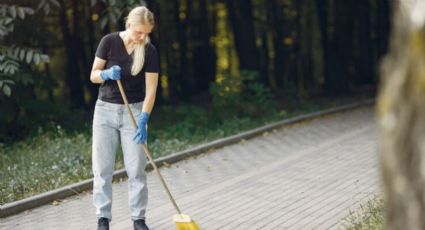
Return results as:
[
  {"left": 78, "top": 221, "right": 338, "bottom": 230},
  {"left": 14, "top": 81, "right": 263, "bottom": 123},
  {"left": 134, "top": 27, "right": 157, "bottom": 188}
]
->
[{"left": 121, "top": 30, "right": 135, "bottom": 46}]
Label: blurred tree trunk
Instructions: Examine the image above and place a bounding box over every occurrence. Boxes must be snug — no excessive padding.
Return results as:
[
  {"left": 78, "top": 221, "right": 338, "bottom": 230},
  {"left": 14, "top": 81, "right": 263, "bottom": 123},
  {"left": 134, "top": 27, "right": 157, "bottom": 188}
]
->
[
  {"left": 299, "top": 0, "right": 315, "bottom": 95},
  {"left": 374, "top": 0, "right": 391, "bottom": 78},
  {"left": 175, "top": 0, "right": 191, "bottom": 100},
  {"left": 146, "top": 0, "right": 163, "bottom": 103},
  {"left": 190, "top": 0, "right": 216, "bottom": 95},
  {"left": 281, "top": 0, "right": 301, "bottom": 95},
  {"left": 332, "top": 0, "right": 355, "bottom": 95},
  {"left": 353, "top": 0, "right": 373, "bottom": 85},
  {"left": 58, "top": 0, "right": 85, "bottom": 108},
  {"left": 379, "top": 0, "right": 391, "bottom": 56},
  {"left": 316, "top": 0, "right": 352, "bottom": 96},
  {"left": 85, "top": 1, "right": 99, "bottom": 105},
  {"left": 225, "top": 0, "right": 264, "bottom": 82},
  {"left": 73, "top": 0, "right": 90, "bottom": 107},
  {"left": 156, "top": 0, "right": 180, "bottom": 101},
  {"left": 296, "top": 0, "right": 311, "bottom": 99},
  {"left": 158, "top": 0, "right": 179, "bottom": 102},
  {"left": 266, "top": 0, "right": 284, "bottom": 89},
  {"left": 379, "top": 1, "right": 425, "bottom": 229},
  {"left": 42, "top": 44, "right": 54, "bottom": 101},
  {"left": 315, "top": 0, "right": 329, "bottom": 92}
]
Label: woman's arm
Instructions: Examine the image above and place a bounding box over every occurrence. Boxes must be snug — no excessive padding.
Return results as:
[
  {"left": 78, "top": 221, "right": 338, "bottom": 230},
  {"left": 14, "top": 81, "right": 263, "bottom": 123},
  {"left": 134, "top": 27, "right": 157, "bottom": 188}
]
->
[
  {"left": 90, "top": 57, "right": 107, "bottom": 84},
  {"left": 142, "top": 72, "right": 159, "bottom": 113}
]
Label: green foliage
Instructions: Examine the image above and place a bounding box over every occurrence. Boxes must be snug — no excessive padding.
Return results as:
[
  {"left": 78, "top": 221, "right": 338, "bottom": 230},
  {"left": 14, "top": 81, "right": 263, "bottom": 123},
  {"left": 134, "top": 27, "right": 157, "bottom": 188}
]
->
[
  {"left": 210, "top": 70, "right": 277, "bottom": 118},
  {"left": 0, "top": 96, "right": 88, "bottom": 143},
  {"left": 0, "top": 2, "right": 54, "bottom": 97},
  {"left": 91, "top": 0, "right": 146, "bottom": 29},
  {"left": 0, "top": 47, "right": 49, "bottom": 96},
  {"left": 37, "top": 0, "right": 60, "bottom": 15},
  {"left": 0, "top": 4, "right": 35, "bottom": 37},
  {"left": 0, "top": 1, "right": 63, "bottom": 142}
]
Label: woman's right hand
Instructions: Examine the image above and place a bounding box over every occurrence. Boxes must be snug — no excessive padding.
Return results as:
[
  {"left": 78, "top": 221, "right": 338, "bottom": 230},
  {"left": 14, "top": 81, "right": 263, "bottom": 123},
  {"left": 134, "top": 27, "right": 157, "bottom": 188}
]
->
[{"left": 100, "top": 65, "right": 121, "bottom": 81}]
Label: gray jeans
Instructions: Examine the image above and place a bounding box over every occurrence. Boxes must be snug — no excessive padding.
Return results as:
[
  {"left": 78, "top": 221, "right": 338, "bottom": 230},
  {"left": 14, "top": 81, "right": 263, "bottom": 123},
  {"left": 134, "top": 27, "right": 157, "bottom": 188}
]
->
[{"left": 92, "top": 99, "right": 148, "bottom": 221}]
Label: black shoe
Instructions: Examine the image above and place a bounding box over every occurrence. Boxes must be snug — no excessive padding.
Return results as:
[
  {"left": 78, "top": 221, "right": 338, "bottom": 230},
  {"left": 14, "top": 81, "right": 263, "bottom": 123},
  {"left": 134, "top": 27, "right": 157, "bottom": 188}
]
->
[
  {"left": 97, "top": 217, "right": 109, "bottom": 230},
  {"left": 134, "top": 219, "right": 150, "bottom": 230}
]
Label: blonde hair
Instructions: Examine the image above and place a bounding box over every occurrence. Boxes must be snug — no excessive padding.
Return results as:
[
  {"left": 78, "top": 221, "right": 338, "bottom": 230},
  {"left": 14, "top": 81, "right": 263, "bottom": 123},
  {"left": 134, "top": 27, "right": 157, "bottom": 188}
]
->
[{"left": 126, "top": 6, "right": 155, "bottom": 76}]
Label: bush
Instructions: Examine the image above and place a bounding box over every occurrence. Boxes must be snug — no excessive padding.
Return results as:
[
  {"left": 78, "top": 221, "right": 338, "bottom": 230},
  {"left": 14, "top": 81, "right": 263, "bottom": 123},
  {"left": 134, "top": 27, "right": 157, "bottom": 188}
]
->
[
  {"left": 209, "top": 70, "right": 277, "bottom": 118},
  {"left": 0, "top": 96, "right": 88, "bottom": 143}
]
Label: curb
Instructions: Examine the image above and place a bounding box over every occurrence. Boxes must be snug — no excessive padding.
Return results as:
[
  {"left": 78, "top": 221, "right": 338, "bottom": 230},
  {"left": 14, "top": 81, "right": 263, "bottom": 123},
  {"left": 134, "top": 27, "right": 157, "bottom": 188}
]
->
[{"left": 0, "top": 99, "right": 374, "bottom": 218}]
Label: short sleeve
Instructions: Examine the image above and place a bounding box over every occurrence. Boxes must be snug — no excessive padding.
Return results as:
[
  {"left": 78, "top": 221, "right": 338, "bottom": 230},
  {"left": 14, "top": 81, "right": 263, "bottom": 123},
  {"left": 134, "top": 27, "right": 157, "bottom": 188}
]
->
[
  {"left": 144, "top": 43, "right": 159, "bottom": 73},
  {"left": 95, "top": 35, "right": 110, "bottom": 60}
]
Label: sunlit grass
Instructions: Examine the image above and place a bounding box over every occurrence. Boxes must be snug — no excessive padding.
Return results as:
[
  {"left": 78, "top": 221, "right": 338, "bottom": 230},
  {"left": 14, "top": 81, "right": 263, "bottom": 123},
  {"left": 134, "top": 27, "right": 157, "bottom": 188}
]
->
[{"left": 340, "top": 196, "right": 385, "bottom": 230}]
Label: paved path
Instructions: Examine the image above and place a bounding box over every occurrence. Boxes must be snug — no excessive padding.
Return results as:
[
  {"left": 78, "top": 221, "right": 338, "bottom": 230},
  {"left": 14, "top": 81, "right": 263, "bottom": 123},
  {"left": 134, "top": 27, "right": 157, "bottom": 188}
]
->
[{"left": 0, "top": 106, "right": 378, "bottom": 230}]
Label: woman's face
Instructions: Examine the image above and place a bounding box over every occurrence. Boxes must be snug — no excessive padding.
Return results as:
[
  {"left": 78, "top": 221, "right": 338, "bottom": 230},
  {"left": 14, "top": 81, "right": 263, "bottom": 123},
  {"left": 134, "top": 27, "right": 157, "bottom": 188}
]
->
[{"left": 128, "top": 23, "right": 153, "bottom": 44}]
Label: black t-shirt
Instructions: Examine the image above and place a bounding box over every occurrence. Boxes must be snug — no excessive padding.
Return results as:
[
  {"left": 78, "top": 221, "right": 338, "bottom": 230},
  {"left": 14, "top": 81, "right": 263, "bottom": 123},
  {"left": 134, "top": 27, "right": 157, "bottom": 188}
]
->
[{"left": 95, "top": 32, "right": 159, "bottom": 104}]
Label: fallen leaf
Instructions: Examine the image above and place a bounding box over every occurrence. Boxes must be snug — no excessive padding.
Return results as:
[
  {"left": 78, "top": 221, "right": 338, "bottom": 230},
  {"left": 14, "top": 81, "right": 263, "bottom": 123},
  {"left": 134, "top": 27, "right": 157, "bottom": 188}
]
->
[{"left": 52, "top": 200, "right": 61, "bottom": 206}]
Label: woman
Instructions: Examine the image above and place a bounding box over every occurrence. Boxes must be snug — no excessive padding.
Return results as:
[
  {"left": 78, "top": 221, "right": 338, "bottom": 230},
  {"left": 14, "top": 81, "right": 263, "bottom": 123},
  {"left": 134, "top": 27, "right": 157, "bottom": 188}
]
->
[{"left": 90, "top": 6, "right": 158, "bottom": 230}]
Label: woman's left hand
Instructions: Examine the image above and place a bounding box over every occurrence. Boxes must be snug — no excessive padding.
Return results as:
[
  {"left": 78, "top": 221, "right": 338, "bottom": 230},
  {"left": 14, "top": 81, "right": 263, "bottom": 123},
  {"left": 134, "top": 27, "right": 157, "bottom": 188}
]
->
[{"left": 133, "top": 112, "right": 150, "bottom": 144}]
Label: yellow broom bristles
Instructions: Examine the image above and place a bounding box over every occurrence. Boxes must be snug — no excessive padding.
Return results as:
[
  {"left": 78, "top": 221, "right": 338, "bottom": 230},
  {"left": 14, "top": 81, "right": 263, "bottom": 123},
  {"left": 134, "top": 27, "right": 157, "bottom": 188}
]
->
[{"left": 173, "top": 214, "right": 201, "bottom": 230}]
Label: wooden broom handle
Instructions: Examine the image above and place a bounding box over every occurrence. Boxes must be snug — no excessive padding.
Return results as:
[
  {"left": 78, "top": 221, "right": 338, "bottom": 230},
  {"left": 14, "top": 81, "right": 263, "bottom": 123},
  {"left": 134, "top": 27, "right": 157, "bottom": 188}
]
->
[{"left": 116, "top": 80, "right": 182, "bottom": 214}]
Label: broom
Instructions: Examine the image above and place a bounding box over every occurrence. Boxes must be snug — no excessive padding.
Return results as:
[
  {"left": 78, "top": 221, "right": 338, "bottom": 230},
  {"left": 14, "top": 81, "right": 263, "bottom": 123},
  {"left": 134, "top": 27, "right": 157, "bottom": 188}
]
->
[{"left": 117, "top": 80, "right": 201, "bottom": 230}]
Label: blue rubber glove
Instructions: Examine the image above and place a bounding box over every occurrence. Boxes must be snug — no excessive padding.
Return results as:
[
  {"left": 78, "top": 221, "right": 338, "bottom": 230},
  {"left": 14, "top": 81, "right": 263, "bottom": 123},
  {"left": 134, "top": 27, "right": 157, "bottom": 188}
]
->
[
  {"left": 133, "top": 112, "right": 150, "bottom": 144},
  {"left": 100, "top": 65, "right": 121, "bottom": 81}
]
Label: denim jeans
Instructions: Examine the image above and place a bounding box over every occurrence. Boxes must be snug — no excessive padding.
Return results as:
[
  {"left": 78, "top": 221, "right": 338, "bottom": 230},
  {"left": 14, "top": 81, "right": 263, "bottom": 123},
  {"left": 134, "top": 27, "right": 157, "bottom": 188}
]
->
[{"left": 92, "top": 99, "right": 148, "bottom": 221}]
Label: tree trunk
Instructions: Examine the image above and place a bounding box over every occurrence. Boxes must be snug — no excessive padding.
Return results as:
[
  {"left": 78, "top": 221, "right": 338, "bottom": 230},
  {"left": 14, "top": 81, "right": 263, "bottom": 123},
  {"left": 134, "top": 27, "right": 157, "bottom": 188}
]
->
[
  {"left": 42, "top": 44, "right": 54, "bottom": 102},
  {"left": 353, "top": 0, "right": 373, "bottom": 85},
  {"left": 145, "top": 0, "right": 163, "bottom": 103},
  {"left": 85, "top": 1, "right": 98, "bottom": 105},
  {"left": 299, "top": 0, "right": 315, "bottom": 93},
  {"left": 378, "top": 1, "right": 425, "bottom": 229},
  {"left": 73, "top": 0, "right": 90, "bottom": 108},
  {"left": 225, "top": 0, "right": 264, "bottom": 81},
  {"left": 266, "top": 0, "right": 284, "bottom": 89},
  {"left": 315, "top": 0, "right": 329, "bottom": 91},
  {"left": 190, "top": 0, "right": 216, "bottom": 95},
  {"left": 316, "top": 0, "right": 352, "bottom": 96},
  {"left": 297, "top": 0, "right": 309, "bottom": 100},
  {"left": 175, "top": 0, "right": 191, "bottom": 100},
  {"left": 377, "top": 0, "right": 391, "bottom": 62},
  {"left": 58, "top": 0, "right": 85, "bottom": 108},
  {"left": 159, "top": 0, "right": 179, "bottom": 102},
  {"left": 281, "top": 0, "right": 300, "bottom": 95}
]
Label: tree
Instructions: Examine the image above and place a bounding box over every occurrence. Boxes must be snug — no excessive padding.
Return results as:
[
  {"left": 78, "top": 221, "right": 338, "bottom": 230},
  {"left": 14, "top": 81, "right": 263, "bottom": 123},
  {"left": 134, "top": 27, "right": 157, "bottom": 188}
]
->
[
  {"left": 0, "top": 2, "right": 51, "bottom": 97},
  {"left": 58, "top": 0, "right": 85, "bottom": 108},
  {"left": 316, "top": 0, "right": 354, "bottom": 96},
  {"left": 378, "top": 1, "right": 425, "bottom": 229},
  {"left": 174, "top": 0, "right": 191, "bottom": 99},
  {"left": 56, "top": 0, "right": 146, "bottom": 108},
  {"left": 225, "top": 0, "right": 264, "bottom": 84},
  {"left": 0, "top": 1, "right": 59, "bottom": 141},
  {"left": 352, "top": 0, "right": 373, "bottom": 85},
  {"left": 189, "top": 0, "right": 216, "bottom": 95}
]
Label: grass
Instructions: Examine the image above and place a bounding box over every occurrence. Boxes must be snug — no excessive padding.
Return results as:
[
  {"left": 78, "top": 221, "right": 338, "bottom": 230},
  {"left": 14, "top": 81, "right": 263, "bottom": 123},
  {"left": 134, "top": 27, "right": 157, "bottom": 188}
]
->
[
  {"left": 0, "top": 94, "right": 373, "bottom": 204},
  {"left": 0, "top": 131, "right": 94, "bottom": 203},
  {"left": 340, "top": 196, "right": 385, "bottom": 230}
]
